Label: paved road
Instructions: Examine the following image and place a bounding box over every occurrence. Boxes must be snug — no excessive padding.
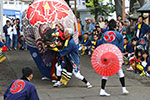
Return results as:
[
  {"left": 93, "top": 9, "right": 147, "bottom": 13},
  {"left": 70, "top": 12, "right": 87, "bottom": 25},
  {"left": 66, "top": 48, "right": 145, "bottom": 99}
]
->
[{"left": 0, "top": 50, "right": 150, "bottom": 100}]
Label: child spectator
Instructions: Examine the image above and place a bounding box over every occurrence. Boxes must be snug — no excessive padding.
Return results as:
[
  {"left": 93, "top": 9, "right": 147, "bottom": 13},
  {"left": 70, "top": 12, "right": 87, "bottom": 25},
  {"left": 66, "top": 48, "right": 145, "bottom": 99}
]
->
[
  {"left": 79, "top": 33, "right": 91, "bottom": 55},
  {"left": 96, "top": 26, "right": 102, "bottom": 40},
  {"left": 140, "top": 50, "right": 150, "bottom": 76},
  {"left": 128, "top": 46, "right": 143, "bottom": 73},
  {"left": 123, "top": 37, "right": 134, "bottom": 65},
  {"left": 18, "top": 35, "right": 26, "bottom": 50},
  {"left": 131, "top": 38, "right": 138, "bottom": 52},
  {"left": 123, "top": 37, "right": 134, "bottom": 56},
  {"left": 90, "top": 34, "right": 102, "bottom": 52}
]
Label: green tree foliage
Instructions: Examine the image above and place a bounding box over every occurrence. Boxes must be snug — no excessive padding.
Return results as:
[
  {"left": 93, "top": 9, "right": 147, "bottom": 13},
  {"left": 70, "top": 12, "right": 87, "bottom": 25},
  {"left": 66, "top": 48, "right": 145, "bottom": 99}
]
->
[{"left": 86, "top": 0, "right": 115, "bottom": 20}]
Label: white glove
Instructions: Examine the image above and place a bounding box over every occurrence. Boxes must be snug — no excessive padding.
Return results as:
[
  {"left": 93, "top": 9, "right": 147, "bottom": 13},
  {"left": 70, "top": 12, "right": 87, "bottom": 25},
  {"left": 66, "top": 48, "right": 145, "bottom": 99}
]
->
[
  {"left": 141, "top": 61, "right": 147, "bottom": 67},
  {"left": 128, "top": 53, "right": 131, "bottom": 58},
  {"left": 79, "top": 45, "right": 83, "bottom": 51}
]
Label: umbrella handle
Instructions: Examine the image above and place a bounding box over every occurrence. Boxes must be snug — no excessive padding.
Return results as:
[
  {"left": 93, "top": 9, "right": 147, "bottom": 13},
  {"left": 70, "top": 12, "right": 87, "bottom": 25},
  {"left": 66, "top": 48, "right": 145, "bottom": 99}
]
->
[{"left": 104, "top": 58, "right": 107, "bottom": 61}]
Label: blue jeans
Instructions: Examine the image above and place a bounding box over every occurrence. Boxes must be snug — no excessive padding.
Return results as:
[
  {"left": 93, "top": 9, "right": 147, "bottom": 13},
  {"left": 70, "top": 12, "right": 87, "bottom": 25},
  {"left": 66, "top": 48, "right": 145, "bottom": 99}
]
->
[
  {"left": 5, "top": 35, "right": 11, "bottom": 50},
  {"left": 13, "top": 34, "right": 18, "bottom": 49},
  {"left": 0, "top": 41, "right": 4, "bottom": 47}
]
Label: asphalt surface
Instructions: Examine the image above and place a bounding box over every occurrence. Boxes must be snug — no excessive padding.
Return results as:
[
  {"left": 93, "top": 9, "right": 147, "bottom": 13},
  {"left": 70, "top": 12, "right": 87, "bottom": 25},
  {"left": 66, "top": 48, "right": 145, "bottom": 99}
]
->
[{"left": 0, "top": 50, "right": 150, "bottom": 100}]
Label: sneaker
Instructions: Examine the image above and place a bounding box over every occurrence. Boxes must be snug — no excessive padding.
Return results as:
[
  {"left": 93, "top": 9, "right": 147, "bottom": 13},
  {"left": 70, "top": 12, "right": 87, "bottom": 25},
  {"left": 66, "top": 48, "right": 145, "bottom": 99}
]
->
[
  {"left": 41, "top": 76, "right": 49, "bottom": 80},
  {"left": 88, "top": 51, "right": 91, "bottom": 55},
  {"left": 52, "top": 80, "right": 57, "bottom": 83},
  {"left": 53, "top": 81, "right": 62, "bottom": 87},
  {"left": 122, "top": 87, "right": 129, "bottom": 95},
  {"left": 100, "top": 89, "right": 111, "bottom": 96},
  {"left": 81, "top": 52, "right": 85, "bottom": 55},
  {"left": 127, "top": 66, "right": 133, "bottom": 71},
  {"left": 87, "top": 85, "right": 93, "bottom": 89},
  {"left": 146, "top": 73, "right": 150, "bottom": 77},
  {"left": 78, "top": 46, "right": 82, "bottom": 51},
  {"left": 86, "top": 82, "right": 93, "bottom": 89},
  {"left": 140, "top": 71, "right": 146, "bottom": 76}
]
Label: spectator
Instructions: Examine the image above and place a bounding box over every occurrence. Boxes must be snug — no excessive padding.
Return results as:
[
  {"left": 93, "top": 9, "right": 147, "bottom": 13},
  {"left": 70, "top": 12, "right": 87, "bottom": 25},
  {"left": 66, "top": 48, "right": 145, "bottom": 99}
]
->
[
  {"left": 95, "top": 23, "right": 100, "bottom": 28},
  {"left": 140, "top": 50, "right": 150, "bottom": 76},
  {"left": 104, "top": 19, "right": 109, "bottom": 28},
  {"left": 96, "top": 26, "right": 102, "bottom": 40},
  {"left": 12, "top": 19, "right": 18, "bottom": 50},
  {"left": 125, "top": 20, "right": 131, "bottom": 42},
  {"left": 79, "top": 33, "right": 91, "bottom": 55},
  {"left": 122, "top": 22, "right": 127, "bottom": 37},
  {"left": 16, "top": 18, "right": 20, "bottom": 37},
  {"left": 4, "top": 67, "right": 39, "bottom": 100},
  {"left": 98, "top": 17, "right": 105, "bottom": 28},
  {"left": 90, "top": 34, "right": 102, "bottom": 52},
  {"left": 117, "top": 15, "right": 122, "bottom": 22},
  {"left": 123, "top": 37, "right": 134, "bottom": 65},
  {"left": 118, "top": 22, "right": 124, "bottom": 34},
  {"left": 18, "top": 35, "right": 26, "bottom": 50},
  {"left": 3, "top": 20, "right": 11, "bottom": 50},
  {"left": 128, "top": 46, "right": 143, "bottom": 72},
  {"left": 77, "top": 17, "right": 84, "bottom": 41},
  {"left": 89, "top": 19, "right": 96, "bottom": 33},
  {"left": 131, "top": 38, "right": 138, "bottom": 52},
  {"left": 134, "top": 15, "right": 150, "bottom": 49},
  {"left": 85, "top": 18, "right": 91, "bottom": 32}
]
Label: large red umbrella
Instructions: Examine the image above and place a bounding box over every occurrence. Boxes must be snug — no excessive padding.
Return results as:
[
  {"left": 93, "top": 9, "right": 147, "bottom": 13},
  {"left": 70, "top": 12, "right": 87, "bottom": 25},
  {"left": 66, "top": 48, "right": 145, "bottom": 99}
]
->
[{"left": 91, "top": 43, "right": 123, "bottom": 76}]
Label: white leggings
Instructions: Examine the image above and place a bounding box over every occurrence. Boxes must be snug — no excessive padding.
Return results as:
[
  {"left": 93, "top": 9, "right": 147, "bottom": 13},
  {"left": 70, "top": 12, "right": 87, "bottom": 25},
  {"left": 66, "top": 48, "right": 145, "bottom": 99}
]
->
[
  {"left": 56, "top": 63, "right": 84, "bottom": 81},
  {"left": 73, "top": 69, "right": 84, "bottom": 80},
  {"left": 102, "top": 68, "right": 125, "bottom": 80}
]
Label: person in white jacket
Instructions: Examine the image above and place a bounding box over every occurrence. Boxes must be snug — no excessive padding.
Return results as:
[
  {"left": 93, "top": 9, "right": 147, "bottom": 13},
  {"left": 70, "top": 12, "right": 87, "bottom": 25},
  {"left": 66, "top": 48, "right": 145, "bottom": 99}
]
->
[{"left": 12, "top": 19, "right": 18, "bottom": 50}]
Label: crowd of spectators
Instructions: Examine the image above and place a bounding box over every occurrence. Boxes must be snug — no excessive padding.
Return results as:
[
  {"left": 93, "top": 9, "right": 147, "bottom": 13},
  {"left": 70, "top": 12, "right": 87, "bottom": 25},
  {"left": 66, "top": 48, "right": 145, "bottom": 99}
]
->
[
  {"left": 78, "top": 15, "right": 150, "bottom": 77},
  {"left": 2, "top": 18, "right": 27, "bottom": 51}
]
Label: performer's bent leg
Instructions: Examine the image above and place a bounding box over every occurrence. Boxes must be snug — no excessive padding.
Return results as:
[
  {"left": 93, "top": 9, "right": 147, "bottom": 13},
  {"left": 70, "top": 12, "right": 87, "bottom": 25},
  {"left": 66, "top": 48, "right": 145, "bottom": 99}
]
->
[
  {"left": 100, "top": 76, "right": 110, "bottom": 96},
  {"left": 117, "top": 68, "right": 129, "bottom": 94},
  {"left": 73, "top": 70, "right": 92, "bottom": 88}
]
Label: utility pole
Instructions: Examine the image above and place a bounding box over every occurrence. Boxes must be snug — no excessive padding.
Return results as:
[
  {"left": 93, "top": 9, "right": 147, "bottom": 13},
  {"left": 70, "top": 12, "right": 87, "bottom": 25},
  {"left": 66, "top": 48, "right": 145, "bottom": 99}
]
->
[
  {"left": 0, "top": 0, "right": 3, "bottom": 41},
  {"left": 122, "top": 0, "right": 125, "bottom": 22},
  {"left": 74, "top": 0, "right": 77, "bottom": 17}
]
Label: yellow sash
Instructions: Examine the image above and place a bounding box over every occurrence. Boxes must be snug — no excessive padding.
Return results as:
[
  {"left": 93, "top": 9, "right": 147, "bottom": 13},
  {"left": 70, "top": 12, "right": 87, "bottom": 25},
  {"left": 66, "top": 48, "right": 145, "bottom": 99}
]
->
[
  {"left": 64, "top": 39, "right": 69, "bottom": 47},
  {"left": 84, "top": 39, "right": 87, "bottom": 43},
  {"left": 138, "top": 24, "right": 141, "bottom": 29}
]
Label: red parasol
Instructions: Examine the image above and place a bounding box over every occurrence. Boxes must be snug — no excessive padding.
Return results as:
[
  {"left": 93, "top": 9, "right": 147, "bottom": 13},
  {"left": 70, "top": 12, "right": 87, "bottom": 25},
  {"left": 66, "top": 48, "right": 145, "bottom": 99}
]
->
[
  {"left": 91, "top": 43, "right": 123, "bottom": 76},
  {"left": 26, "top": 0, "right": 70, "bottom": 26}
]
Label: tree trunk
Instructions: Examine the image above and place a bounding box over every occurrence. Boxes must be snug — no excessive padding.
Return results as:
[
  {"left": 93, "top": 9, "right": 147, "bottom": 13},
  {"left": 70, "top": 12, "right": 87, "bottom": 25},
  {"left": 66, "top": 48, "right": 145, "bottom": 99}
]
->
[
  {"left": 114, "top": 0, "right": 122, "bottom": 18},
  {"left": 94, "top": 0, "right": 98, "bottom": 21}
]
